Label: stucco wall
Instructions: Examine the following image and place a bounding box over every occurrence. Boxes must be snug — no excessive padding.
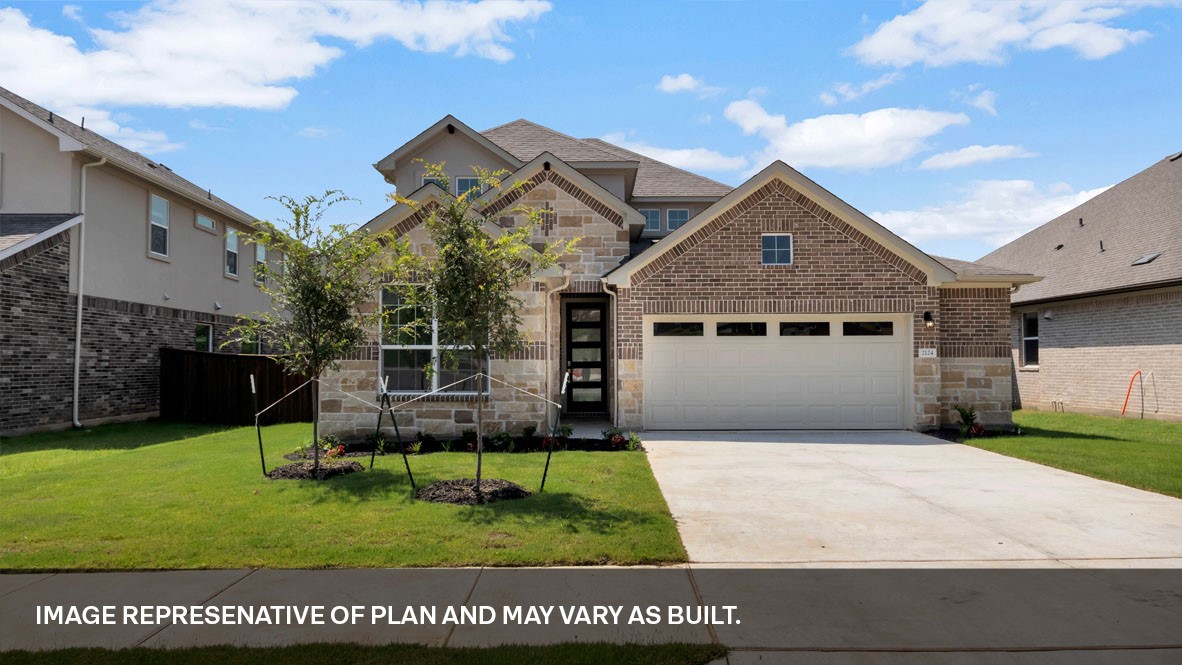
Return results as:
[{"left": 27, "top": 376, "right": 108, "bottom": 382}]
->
[
  {"left": 0, "top": 106, "right": 76, "bottom": 214},
  {"left": 1011, "top": 287, "right": 1182, "bottom": 420},
  {"left": 391, "top": 133, "right": 515, "bottom": 198}
]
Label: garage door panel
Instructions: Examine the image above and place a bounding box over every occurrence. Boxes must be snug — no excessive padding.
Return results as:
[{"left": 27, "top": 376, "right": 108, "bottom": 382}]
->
[{"left": 645, "top": 318, "right": 907, "bottom": 429}]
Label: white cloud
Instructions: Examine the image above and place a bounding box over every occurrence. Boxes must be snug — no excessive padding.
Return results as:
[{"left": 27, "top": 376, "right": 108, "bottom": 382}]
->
[
  {"left": 873, "top": 179, "right": 1111, "bottom": 248},
  {"left": 968, "top": 88, "right": 997, "bottom": 115},
  {"left": 851, "top": 0, "right": 1155, "bottom": 68},
  {"left": 724, "top": 99, "right": 970, "bottom": 171},
  {"left": 601, "top": 133, "right": 748, "bottom": 172},
  {"left": 62, "top": 5, "right": 83, "bottom": 22},
  {"left": 189, "top": 118, "right": 228, "bottom": 132},
  {"left": 298, "top": 126, "right": 333, "bottom": 139},
  {"left": 919, "top": 144, "right": 1036, "bottom": 169},
  {"left": 0, "top": 1, "right": 551, "bottom": 111},
  {"left": 655, "top": 73, "right": 723, "bottom": 98},
  {"left": 64, "top": 106, "right": 183, "bottom": 154},
  {"left": 819, "top": 71, "right": 903, "bottom": 105}
]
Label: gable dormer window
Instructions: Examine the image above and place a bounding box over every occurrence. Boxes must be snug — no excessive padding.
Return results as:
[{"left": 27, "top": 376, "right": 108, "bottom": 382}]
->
[
  {"left": 421, "top": 175, "right": 447, "bottom": 192},
  {"left": 456, "top": 177, "right": 482, "bottom": 199},
  {"left": 639, "top": 209, "right": 661, "bottom": 232},
  {"left": 667, "top": 209, "right": 689, "bottom": 230}
]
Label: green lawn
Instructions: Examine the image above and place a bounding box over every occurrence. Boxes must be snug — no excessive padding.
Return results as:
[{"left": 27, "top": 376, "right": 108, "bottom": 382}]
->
[
  {"left": 0, "top": 421, "right": 686, "bottom": 571},
  {"left": 967, "top": 411, "right": 1182, "bottom": 498},
  {"left": 0, "top": 643, "right": 726, "bottom": 665}
]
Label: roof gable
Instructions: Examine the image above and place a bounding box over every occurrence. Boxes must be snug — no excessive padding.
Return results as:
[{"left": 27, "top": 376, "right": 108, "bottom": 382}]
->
[
  {"left": 608, "top": 161, "right": 960, "bottom": 287},
  {"left": 375, "top": 115, "right": 523, "bottom": 178},
  {"left": 481, "top": 119, "right": 626, "bottom": 164},
  {"left": 582, "top": 138, "right": 732, "bottom": 199},
  {"left": 980, "top": 152, "right": 1182, "bottom": 303}
]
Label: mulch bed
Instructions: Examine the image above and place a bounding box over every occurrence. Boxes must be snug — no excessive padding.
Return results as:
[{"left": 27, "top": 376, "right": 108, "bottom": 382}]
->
[
  {"left": 284, "top": 447, "right": 375, "bottom": 462},
  {"left": 415, "top": 478, "right": 531, "bottom": 505},
  {"left": 268, "top": 460, "right": 365, "bottom": 480}
]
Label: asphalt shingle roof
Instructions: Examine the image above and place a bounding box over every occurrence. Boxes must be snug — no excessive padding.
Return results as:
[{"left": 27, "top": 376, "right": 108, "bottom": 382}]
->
[
  {"left": 979, "top": 153, "right": 1182, "bottom": 304},
  {"left": 0, "top": 86, "right": 256, "bottom": 226},
  {"left": 0, "top": 213, "right": 79, "bottom": 252},
  {"left": 932, "top": 255, "right": 1032, "bottom": 278},
  {"left": 582, "top": 138, "right": 734, "bottom": 198}
]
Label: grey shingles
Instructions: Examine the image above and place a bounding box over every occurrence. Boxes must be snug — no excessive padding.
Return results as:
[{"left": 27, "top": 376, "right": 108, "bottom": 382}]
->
[
  {"left": 932, "top": 255, "right": 1032, "bottom": 278},
  {"left": 0, "top": 86, "right": 256, "bottom": 225},
  {"left": 0, "top": 213, "right": 79, "bottom": 252},
  {"left": 582, "top": 138, "right": 733, "bottom": 198},
  {"left": 979, "top": 153, "right": 1182, "bottom": 304}
]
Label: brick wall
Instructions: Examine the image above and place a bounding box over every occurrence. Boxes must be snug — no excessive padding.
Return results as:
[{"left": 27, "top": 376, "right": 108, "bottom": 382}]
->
[
  {"left": 937, "top": 288, "right": 1013, "bottom": 427},
  {"left": 1011, "top": 287, "right": 1182, "bottom": 420},
  {"left": 2, "top": 233, "right": 248, "bottom": 435}
]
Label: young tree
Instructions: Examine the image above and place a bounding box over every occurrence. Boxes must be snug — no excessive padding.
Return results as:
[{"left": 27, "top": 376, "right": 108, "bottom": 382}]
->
[
  {"left": 390, "top": 163, "right": 575, "bottom": 497},
  {"left": 232, "top": 191, "right": 404, "bottom": 478}
]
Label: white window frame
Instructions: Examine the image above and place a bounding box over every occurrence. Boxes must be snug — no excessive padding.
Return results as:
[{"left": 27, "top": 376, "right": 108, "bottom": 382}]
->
[
  {"left": 254, "top": 242, "right": 266, "bottom": 285},
  {"left": 761, "top": 233, "right": 794, "bottom": 265},
  {"left": 639, "top": 209, "right": 661, "bottom": 232},
  {"left": 455, "top": 176, "right": 482, "bottom": 199},
  {"left": 148, "top": 193, "right": 169, "bottom": 258},
  {"left": 195, "top": 213, "right": 216, "bottom": 234},
  {"left": 224, "top": 228, "right": 239, "bottom": 278},
  {"left": 195, "top": 323, "right": 213, "bottom": 352},
  {"left": 667, "top": 208, "right": 689, "bottom": 230},
  {"left": 1021, "top": 312, "right": 1039, "bottom": 368},
  {"left": 420, "top": 174, "right": 448, "bottom": 192},
  {"left": 379, "top": 286, "right": 488, "bottom": 395}
]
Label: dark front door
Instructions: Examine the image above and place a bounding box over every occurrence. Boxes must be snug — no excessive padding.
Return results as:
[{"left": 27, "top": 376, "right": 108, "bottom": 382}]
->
[{"left": 565, "top": 302, "right": 608, "bottom": 415}]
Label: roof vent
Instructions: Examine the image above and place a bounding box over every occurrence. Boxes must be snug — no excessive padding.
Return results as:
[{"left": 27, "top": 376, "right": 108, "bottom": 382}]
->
[
  {"left": 1054, "top": 244, "right": 1064, "bottom": 251},
  {"left": 147, "top": 162, "right": 158, "bottom": 168},
  {"left": 1169, "top": 151, "right": 1182, "bottom": 162},
  {"left": 1100, "top": 240, "right": 1105, "bottom": 252},
  {"left": 1078, "top": 217, "right": 1084, "bottom": 227},
  {"left": 543, "top": 161, "right": 551, "bottom": 171},
  {"left": 446, "top": 124, "right": 455, "bottom": 134},
  {"left": 1132, "top": 252, "right": 1161, "bottom": 266}
]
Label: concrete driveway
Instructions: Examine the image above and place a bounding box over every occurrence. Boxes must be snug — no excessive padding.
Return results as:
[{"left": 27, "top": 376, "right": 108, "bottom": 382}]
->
[{"left": 643, "top": 430, "right": 1182, "bottom": 566}]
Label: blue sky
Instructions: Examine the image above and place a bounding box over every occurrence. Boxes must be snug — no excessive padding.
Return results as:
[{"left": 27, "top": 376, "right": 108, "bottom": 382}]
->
[{"left": 2, "top": 0, "right": 1179, "bottom": 260}]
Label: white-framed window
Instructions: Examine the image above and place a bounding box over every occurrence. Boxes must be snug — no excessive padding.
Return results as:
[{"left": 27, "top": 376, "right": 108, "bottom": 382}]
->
[
  {"left": 456, "top": 176, "right": 482, "bottom": 199},
  {"left": 667, "top": 209, "right": 689, "bottom": 230},
  {"left": 639, "top": 209, "right": 661, "bottom": 232},
  {"left": 196, "top": 213, "right": 216, "bottom": 233},
  {"left": 1021, "top": 312, "right": 1039, "bottom": 367},
  {"left": 254, "top": 242, "right": 266, "bottom": 285},
  {"left": 224, "top": 228, "right": 239, "bottom": 277},
  {"left": 379, "top": 286, "right": 488, "bottom": 394},
  {"left": 195, "top": 323, "right": 213, "bottom": 352},
  {"left": 148, "top": 194, "right": 169, "bottom": 257},
  {"left": 761, "top": 233, "right": 793, "bottom": 265},
  {"left": 421, "top": 175, "right": 448, "bottom": 192}
]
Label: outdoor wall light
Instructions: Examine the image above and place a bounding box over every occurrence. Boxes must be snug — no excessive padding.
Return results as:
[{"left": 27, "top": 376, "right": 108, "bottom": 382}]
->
[
  {"left": 214, "top": 301, "right": 223, "bottom": 311},
  {"left": 923, "top": 311, "right": 934, "bottom": 328}
]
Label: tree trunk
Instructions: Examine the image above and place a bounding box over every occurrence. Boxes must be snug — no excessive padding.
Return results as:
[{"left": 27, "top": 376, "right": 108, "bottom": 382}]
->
[
  {"left": 475, "top": 348, "right": 484, "bottom": 500},
  {"left": 312, "top": 370, "right": 321, "bottom": 478}
]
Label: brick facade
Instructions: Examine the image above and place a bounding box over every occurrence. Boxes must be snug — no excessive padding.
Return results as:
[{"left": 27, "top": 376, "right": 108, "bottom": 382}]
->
[
  {"left": 1011, "top": 287, "right": 1182, "bottom": 420},
  {"left": 1, "top": 233, "right": 247, "bottom": 435}
]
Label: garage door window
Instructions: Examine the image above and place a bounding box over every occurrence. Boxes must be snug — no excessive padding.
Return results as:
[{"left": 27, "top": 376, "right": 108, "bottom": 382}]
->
[
  {"left": 843, "top": 321, "right": 894, "bottom": 336},
  {"left": 653, "top": 322, "right": 704, "bottom": 336},
  {"left": 780, "top": 322, "right": 830, "bottom": 336},
  {"left": 717, "top": 322, "right": 767, "bottom": 336}
]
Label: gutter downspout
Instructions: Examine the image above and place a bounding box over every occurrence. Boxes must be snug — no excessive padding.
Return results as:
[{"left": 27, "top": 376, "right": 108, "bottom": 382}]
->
[
  {"left": 73, "top": 157, "right": 106, "bottom": 428},
  {"left": 602, "top": 279, "right": 620, "bottom": 428},
  {"left": 544, "top": 271, "right": 571, "bottom": 424}
]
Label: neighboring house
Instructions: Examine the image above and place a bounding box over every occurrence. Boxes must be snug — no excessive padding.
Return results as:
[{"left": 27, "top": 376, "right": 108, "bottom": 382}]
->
[
  {"left": 0, "top": 86, "right": 273, "bottom": 435},
  {"left": 980, "top": 152, "right": 1182, "bottom": 421},
  {"left": 320, "top": 115, "right": 1038, "bottom": 437}
]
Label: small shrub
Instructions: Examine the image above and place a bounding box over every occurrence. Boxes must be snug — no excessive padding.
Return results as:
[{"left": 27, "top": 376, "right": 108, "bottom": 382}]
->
[
  {"left": 523, "top": 425, "right": 538, "bottom": 440},
  {"left": 541, "top": 436, "right": 561, "bottom": 451},
  {"left": 318, "top": 434, "right": 344, "bottom": 451},
  {"left": 439, "top": 438, "right": 455, "bottom": 453},
  {"left": 491, "top": 431, "right": 515, "bottom": 453},
  {"left": 555, "top": 424, "right": 574, "bottom": 439},
  {"left": 323, "top": 443, "right": 347, "bottom": 464},
  {"left": 364, "top": 432, "right": 387, "bottom": 453},
  {"left": 954, "top": 405, "right": 979, "bottom": 439},
  {"left": 626, "top": 432, "right": 642, "bottom": 451},
  {"left": 406, "top": 440, "right": 422, "bottom": 455},
  {"left": 460, "top": 428, "right": 478, "bottom": 452},
  {"left": 604, "top": 428, "right": 627, "bottom": 450},
  {"left": 415, "top": 431, "right": 439, "bottom": 452}
]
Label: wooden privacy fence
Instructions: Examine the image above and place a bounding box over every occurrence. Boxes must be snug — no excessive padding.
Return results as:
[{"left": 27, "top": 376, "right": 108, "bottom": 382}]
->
[{"left": 160, "top": 348, "right": 313, "bottom": 425}]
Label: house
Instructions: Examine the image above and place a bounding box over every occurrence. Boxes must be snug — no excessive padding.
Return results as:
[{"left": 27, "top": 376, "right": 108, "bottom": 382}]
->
[
  {"left": 0, "top": 86, "right": 273, "bottom": 435},
  {"left": 979, "top": 152, "right": 1182, "bottom": 421},
  {"left": 319, "top": 115, "right": 1038, "bottom": 437}
]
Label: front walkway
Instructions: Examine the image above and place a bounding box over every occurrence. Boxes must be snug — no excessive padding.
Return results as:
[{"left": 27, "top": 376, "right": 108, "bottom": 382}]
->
[{"left": 643, "top": 429, "right": 1182, "bottom": 565}]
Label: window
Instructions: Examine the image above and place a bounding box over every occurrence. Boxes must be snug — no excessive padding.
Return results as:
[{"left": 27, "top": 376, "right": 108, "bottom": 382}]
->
[
  {"left": 456, "top": 177, "right": 482, "bottom": 198},
  {"left": 717, "top": 322, "right": 767, "bottom": 336},
  {"left": 254, "top": 242, "right": 266, "bottom": 284},
  {"left": 149, "top": 194, "right": 169, "bottom": 256},
  {"left": 380, "top": 286, "right": 489, "bottom": 394},
  {"left": 780, "top": 322, "right": 829, "bottom": 336},
  {"left": 195, "top": 324, "right": 212, "bottom": 352},
  {"left": 761, "top": 234, "right": 793, "bottom": 265},
  {"left": 653, "top": 322, "right": 703, "bottom": 337},
  {"left": 667, "top": 209, "right": 689, "bottom": 230},
  {"left": 224, "top": 228, "right": 239, "bottom": 277},
  {"left": 843, "top": 321, "right": 894, "bottom": 336},
  {"left": 421, "top": 175, "right": 447, "bottom": 191},
  {"left": 639, "top": 209, "right": 661, "bottom": 232},
  {"left": 196, "top": 213, "right": 216, "bottom": 233},
  {"left": 1022, "top": 312, "right": 1039, "bottom": 367}
]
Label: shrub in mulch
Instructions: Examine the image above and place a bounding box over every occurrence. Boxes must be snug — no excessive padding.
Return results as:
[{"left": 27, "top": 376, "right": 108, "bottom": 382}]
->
[
  {"left": 267, "top": 460, "right": 365, "bottom": 480},
  {"left": 284, "top": 447, "right": 373, "bottom": 462},
  {"left": 415, "top": 478, "right": 531, "bottom": 505}
]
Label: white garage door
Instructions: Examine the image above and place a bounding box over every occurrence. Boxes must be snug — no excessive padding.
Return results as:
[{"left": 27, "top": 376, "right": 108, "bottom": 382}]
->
[{"left": 644, "top": 316, "right": 909, "bottom": 429}]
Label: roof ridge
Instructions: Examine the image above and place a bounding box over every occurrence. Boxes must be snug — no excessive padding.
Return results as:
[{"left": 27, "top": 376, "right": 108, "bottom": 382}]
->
[
  {"left": 584, "top": 136, "right": 733, "bottom": 191},
  {"left": 480, "top": 117, "right": 529, "bottom": 134}
]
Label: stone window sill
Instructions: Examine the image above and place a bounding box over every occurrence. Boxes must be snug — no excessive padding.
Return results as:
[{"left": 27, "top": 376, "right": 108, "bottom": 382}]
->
[{"left": 1018, "top": 366, "right": 1040, "bottom": 372}]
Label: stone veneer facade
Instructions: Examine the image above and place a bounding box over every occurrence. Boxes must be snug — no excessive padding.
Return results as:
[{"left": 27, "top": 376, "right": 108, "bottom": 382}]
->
[
  {"left": 1, "top": 232, "right": 246, "bottom": 435},
  {"left": 1010, "top": 287, "right": 1182, "bottom": 420}
]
